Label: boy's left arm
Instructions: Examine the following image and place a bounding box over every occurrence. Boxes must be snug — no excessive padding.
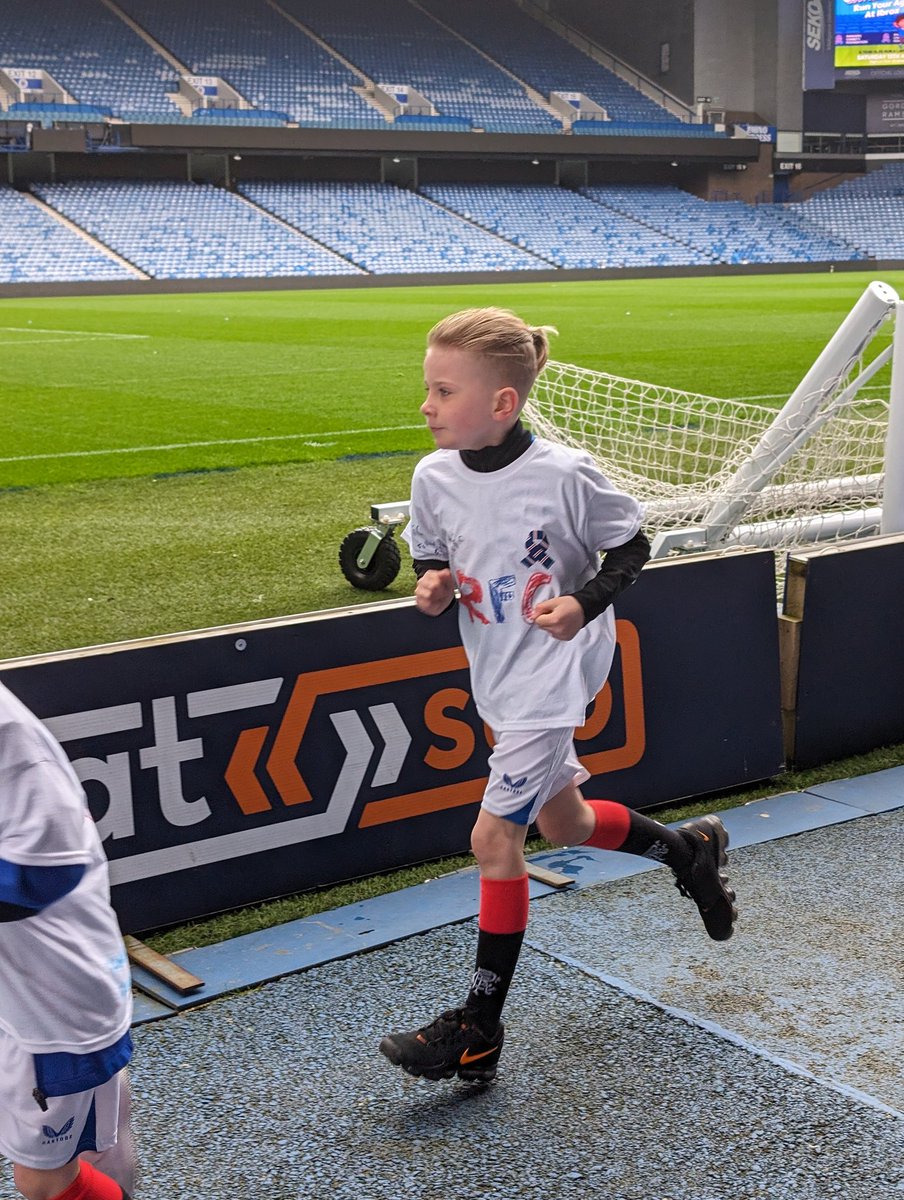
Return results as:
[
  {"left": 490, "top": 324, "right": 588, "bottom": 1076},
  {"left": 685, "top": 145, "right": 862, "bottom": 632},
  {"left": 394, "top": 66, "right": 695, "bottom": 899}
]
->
[
  {"left": 535, "top": 528, "right": 651, "bottom": 640},
  {"left": 569, "top": 527, "right": 651, "bottom": 624}
]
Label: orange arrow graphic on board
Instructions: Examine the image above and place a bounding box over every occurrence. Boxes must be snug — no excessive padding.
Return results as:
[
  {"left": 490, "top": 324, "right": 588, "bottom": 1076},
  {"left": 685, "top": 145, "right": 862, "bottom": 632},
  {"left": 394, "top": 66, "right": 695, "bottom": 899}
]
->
[
  {"left": 224, "top": 726, "right": 271, "bottom": 814},
  {"left": 224, "top": 647, "right": 470, "bottom": 812},
  {"left": 222, "top": 630, "right": 642, "bottom": 820}
]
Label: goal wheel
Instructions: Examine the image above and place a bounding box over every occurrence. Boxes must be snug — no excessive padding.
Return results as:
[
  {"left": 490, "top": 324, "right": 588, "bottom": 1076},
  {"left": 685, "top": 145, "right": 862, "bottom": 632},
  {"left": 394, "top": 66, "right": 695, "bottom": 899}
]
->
[{"left": 339, "top": 528, "right": 402, "bottom": 590}]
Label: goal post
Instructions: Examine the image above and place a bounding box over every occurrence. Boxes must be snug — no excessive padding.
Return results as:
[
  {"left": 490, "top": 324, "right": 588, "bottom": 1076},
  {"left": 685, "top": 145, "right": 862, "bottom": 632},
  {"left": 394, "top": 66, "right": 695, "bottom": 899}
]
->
[
  {"left": 687, "top": 279, "right": 897, "bottom": 555},
  {"left": 341, "top": 281, "right": 903, "bottom": 590},
  {"left": 523, "top": 280, "right": 902, "bottom": 563},
  {"left": 881, "top": 298, "right": 904, "bottom": 535}
]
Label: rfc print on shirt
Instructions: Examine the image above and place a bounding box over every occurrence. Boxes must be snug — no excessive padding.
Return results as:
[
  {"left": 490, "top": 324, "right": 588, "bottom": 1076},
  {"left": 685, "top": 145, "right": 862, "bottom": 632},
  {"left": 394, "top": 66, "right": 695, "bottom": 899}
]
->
[{"left": 457, "top": 529, "right": 557, "bottom": 626}]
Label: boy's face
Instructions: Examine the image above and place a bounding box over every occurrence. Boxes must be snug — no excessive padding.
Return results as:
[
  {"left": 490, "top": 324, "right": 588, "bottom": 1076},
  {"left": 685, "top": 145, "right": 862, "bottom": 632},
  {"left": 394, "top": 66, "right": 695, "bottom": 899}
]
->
[{"left": 421, "top": 345, "right": 518, "bottom": 451}]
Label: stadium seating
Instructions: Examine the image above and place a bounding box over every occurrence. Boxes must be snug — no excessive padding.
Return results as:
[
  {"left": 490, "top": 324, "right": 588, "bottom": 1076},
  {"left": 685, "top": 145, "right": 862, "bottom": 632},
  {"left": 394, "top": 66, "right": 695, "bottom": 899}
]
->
[
  {"left": 0, "top": 0, "right": 178, "bottom": 118},
  {"left": 0, "top": 176, "right": 874, "bottom": 286},
  {"left": 783, "top": 164, "right": 904, "bottom": 259},
  {"left": 583, "top": 184, "right": 863, "bottom": 264},
  {"left": 117, "top": 0, "right": 386, "bottom": 126},
  {"left": 237, "top": 180, "right": 547, "bottom": 273},
  {"left": 571, "top": 120, "right": 727, "bottom": 138},
  {"left": 417, "top": 0, "right": 702, "bottom": 132},
  {"left": 0, "top": 185, "right": 134, "bottom": 283},
  {"left": 0, "top": 0, "right": 727, "bottom": 135},
  {"left": 419, "top": 183, "right": 712, "bottom": 268},
  {"left": 31, "top": 180, "right": 366, "bottom": 279},
  {"left": 275, "top": 0, "right": 561, "bottom": 132}
]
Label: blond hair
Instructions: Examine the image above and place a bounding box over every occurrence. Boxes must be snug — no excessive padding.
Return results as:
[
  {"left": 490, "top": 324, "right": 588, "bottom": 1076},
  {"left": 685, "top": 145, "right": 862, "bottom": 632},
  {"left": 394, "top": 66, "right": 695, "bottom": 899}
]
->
[{"left": 427, "top": 307, "right": 557, "bottom": 401}]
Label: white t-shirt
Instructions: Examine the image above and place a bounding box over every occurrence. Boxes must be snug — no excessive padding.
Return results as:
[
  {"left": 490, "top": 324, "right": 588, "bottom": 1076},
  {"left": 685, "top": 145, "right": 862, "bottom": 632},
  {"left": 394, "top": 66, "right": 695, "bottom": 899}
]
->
[
  {"left": 402, "top": 438, "right": 644, "bottom": 730},
  {"left": 0, "top": 682, "right": 132, "bottom": 1054}
]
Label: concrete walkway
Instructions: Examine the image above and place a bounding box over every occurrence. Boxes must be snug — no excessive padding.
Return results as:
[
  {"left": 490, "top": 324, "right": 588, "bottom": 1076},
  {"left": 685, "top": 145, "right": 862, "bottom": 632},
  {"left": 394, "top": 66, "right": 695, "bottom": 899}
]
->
[{"left": 1, "top": 791, "right": 901, "bottom": 1199}]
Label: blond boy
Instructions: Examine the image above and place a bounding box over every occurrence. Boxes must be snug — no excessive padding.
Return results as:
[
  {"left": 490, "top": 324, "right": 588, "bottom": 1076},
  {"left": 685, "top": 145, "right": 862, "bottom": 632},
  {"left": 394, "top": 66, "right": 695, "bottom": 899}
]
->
[{"left": 379, "top": 308, "right": 736, "bottom": 1083}]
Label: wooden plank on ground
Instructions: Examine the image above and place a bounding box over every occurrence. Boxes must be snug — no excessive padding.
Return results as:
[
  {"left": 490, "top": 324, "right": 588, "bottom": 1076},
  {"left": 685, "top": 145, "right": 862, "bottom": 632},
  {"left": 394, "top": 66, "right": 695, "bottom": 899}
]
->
[
  {"left": 526, "top": 863, "right": 574, "bottom": 889},
  {"left": 125, "top": 935, "right": 204, "bottom": 995}
]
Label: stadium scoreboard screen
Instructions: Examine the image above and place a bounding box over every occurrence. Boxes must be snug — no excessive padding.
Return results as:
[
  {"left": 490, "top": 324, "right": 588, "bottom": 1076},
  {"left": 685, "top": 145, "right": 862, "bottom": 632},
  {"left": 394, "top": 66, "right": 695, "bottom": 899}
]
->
[{"left": 835, "top": 0, "right": 904, "bottom": 76}]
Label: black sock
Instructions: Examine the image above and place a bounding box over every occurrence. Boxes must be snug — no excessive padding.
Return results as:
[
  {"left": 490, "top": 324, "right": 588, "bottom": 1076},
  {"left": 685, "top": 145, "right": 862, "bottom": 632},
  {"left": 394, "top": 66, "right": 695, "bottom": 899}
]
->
[
  {"left": 620, "top": 810, "right": 692, "bottom": 872},
  {"left": 465, "top": 928, "right": 525, "bottom": 1036}
]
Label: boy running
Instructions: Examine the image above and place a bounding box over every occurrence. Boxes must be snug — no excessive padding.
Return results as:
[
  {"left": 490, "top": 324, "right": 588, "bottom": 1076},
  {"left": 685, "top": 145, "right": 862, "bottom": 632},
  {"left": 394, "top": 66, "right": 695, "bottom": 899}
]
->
[
  {"left": 379, "top": 307, "right": 737, "bottom": 1084},
  {"left": 0, "top": 680, "right": 136, "bottom": 1199}
]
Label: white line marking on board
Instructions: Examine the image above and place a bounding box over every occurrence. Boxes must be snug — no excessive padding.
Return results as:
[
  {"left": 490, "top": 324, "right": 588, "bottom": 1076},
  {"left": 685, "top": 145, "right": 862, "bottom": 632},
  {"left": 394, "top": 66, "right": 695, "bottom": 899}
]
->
[
  {"left": 0, "top": 425, "right": 426, "bottom": 464},
  {"left": 0, "top": 326, "right": 149, "bottom": 339}
]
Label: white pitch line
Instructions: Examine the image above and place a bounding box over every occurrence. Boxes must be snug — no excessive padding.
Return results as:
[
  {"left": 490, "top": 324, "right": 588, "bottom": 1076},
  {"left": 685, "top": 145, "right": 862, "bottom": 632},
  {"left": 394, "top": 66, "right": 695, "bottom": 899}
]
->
[
  {"left": 0, "top": 337, "right": 134, "bottom": 347},
  {"left": 0, "top": 425, "right": 426, "bottom": 465},
  {"left": 0, "top": 326, "right": 149, "bottom": 339},
  {"left": 528, "top": 942, "right": 904, "bottom": 1121}
]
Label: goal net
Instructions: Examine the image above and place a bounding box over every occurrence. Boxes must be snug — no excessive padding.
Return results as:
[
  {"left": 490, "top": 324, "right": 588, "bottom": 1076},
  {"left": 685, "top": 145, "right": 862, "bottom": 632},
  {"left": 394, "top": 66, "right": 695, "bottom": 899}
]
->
[{"left": 524, "top": 281, "right": 904, "bottom": 560}]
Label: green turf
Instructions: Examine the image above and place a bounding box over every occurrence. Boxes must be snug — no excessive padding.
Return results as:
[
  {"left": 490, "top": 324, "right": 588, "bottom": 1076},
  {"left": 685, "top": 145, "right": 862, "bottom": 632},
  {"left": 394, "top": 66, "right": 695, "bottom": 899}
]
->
[
  {"left": 3, "top": 272, "right": 901, "bottom": 488},
  {"left": 1, "top": 456, "right": 419, "bottom": 658},
  {"left": 2, "top": 270, "right": 902, "bottom": 659}
]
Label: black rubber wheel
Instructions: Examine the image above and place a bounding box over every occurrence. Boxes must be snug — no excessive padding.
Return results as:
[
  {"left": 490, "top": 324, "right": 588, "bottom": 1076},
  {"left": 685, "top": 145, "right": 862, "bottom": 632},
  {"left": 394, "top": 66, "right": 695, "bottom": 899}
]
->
[{"left": 339, "top": 528, "right": 402, "bottom": 590}]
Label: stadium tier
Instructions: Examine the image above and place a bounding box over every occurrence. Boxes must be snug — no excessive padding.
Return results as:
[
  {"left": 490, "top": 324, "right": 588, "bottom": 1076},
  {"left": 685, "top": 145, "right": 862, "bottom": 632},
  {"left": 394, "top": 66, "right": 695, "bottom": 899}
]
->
[
  {"left": 246, "top": 0, "right": 561, "bottom": 132},
  {"left": 784, "top": 164, "right": 904, "bottom": 260},
  {"left": 0, "top": 185, "right": 134, "bottom": 283},
  {"left": 0, "top": 0, "right": 178, "bottom": 118},
  {"left": 114, "top": 0, "right": 385, "bottom": 127},
  {"left": 237, "top": 181, "right": 547, "bottom": 273},
  {"left": 0, "top": 178, "right": 874, "bottom": 284},
  {"left": 0, "top": 0, "right": 725, "bottom": 134},
  {"left": 582, "top": 184, "right": 863, "bottom": 265},
  {"left": 416, "top": 0, "right": 696, "bottom": 130},
  {"left": 419, "top": 183, "right": 714, "bottom": 269},
  {"left": 29, "top": 180, "right": 365, "bottom": 279}
]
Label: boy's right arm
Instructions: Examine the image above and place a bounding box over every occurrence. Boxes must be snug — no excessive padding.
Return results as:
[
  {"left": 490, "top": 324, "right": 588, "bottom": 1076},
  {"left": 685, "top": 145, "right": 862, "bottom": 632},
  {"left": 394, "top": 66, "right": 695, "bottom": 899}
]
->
[{"left": 413, "top": 559, "right": 456, "bottom": 616}]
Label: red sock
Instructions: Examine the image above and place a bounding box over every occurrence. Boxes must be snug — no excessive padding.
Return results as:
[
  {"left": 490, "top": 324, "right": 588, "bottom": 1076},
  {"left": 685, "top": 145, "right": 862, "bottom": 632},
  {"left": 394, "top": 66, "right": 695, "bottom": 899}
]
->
[
  {"left": 478, "top": 874, "right": 530, "bottom": 934},
  {"left": 50, "top": 1161, "right": 125, "bottom": 1200},
  {"left": 582, "top": 799, "right": 631, "bottom": 850}
]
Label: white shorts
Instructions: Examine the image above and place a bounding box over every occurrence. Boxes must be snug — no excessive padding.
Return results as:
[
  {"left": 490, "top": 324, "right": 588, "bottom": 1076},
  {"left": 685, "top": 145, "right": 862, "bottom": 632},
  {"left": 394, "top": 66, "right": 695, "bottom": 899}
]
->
[
  {"left": 481, "top": 727, "right": 590, "bottom": 826},
  {"left": 0, "top": 1033, "right": 124, "bottom": 1171}
]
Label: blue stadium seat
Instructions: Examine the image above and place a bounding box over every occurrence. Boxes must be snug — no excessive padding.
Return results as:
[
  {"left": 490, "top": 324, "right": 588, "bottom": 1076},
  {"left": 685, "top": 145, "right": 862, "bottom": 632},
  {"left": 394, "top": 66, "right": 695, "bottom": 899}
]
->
[
  {"left": 0, "top": 185, "right": 135, "bottom": 283},
  {"left": 0, "top": 0, "right": 180, "bottom": 118},
  {"left": 420, "top": 182, "right": 712, "bottom": 268},
  {"left": 782, "top": 164, "right": 902, "bottom": 259},
  {"left": 237, "top": 180, "right": 548, "bottom": 274},
  {"left": 31, "top": 180, "right": 368, "bottom": 279},
  {"left": 582, "top": 184, "right": 862, "bottom": 264}
]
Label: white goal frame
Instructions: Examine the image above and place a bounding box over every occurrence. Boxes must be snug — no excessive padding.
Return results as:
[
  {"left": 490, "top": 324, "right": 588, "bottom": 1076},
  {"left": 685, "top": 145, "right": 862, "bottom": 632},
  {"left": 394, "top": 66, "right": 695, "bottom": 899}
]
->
[
  {"left": 523, "top": 280, "right": 904, "bottom": 562},
  {"left": 345, "top": 282, "right": 904, "bottom": 589}
]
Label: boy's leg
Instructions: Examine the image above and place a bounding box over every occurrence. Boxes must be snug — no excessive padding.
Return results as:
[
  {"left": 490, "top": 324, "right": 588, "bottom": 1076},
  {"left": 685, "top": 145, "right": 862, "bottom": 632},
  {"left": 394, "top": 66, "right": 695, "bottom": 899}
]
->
[
  {"left": 536, "top": 787, "right": 737, "bottom": 942},
  {"left": 12, "top": 1162, "right": 79, "bottom": 1200},
  {"left": 463, "top": 809, "right": 530, "bottom": 1037},
  {"left": 380, "top": 729, "right": 574, "bottom": 1082},
  {"left": 14, "top": 1160, "right": 127, "bottom": 1200},
  {"left": 378, "top": 811, "right": 526, "bottom": 1083}
]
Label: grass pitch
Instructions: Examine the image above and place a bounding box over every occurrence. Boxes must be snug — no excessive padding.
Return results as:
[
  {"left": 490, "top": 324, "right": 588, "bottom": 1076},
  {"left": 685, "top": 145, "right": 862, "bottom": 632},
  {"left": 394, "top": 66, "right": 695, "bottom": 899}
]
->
[{"left": 2, "top": 270, "right": 902, "bottom": 659}]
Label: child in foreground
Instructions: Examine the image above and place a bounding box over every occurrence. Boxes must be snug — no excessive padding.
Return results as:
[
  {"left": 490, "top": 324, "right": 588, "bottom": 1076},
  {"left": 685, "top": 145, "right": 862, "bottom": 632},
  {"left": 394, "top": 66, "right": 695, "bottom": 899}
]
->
[
  {"left": 0, "top": 680, "right": 136, "bottom": 1199},
  {"left": 379, "top": 307, "right": 737, "bottom": 1083}
]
